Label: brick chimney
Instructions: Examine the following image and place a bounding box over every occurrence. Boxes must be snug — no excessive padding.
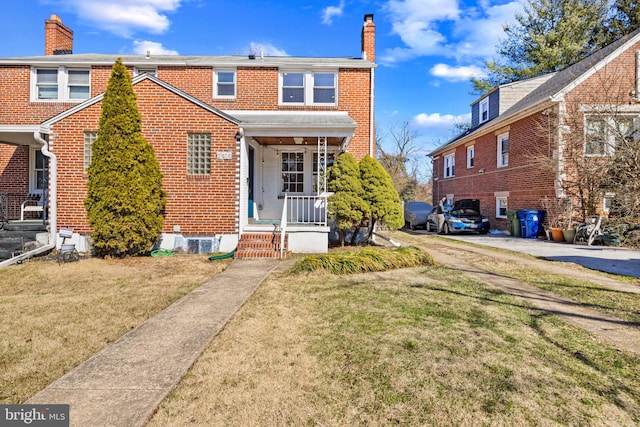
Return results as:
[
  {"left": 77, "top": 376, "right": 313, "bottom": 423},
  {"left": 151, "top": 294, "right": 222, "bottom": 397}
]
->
[
  {"left": 361, "top": 14, "right": 375, "bottom": 62},
  {"left": 45, "top": 14, "right": 73, "bottom": 55}
]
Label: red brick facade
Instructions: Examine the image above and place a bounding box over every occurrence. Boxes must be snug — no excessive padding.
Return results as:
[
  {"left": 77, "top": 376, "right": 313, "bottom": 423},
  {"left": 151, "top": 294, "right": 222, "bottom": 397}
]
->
[
  {"left": 431, "top": 35, "right": 640, "bottom": 232},
  {"left": 0, "top": 14, "right": 376, "bottom": 241}
]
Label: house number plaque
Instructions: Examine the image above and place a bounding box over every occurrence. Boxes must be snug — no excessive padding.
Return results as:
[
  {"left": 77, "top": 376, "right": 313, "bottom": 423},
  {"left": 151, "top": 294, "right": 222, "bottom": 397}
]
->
[{"left": 216, "top": 152, "right": 232, "bottom": 160}]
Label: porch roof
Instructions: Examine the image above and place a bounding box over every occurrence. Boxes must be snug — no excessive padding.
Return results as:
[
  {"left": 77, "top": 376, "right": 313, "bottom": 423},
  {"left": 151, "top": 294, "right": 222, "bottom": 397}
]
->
[
  {"left": 0, "top": 125, "right": 42, "bottom": 146},
  {"left": 225, "top": 111, "right": 357, "bottom": 138}
]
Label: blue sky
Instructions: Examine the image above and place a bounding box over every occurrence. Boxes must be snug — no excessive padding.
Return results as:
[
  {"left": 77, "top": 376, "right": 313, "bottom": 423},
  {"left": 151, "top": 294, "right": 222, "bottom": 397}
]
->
[{"left": 2, "top": 0, "right": 523, "bottom": 155}]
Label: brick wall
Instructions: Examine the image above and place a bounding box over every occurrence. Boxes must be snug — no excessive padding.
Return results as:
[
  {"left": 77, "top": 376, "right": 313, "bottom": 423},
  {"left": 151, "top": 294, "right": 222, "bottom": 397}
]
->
[
  {"left": 50, "top": 79, "right": 240, "bottom": 235},
  {"left": 0, "top": 62, "right": 374, "bottom": 159},
  {"left": 0, "top": 145, "right": 30, "bottom": 218},
  {"left": 433, "top": 112, "right": 556, "bottom": 230}
]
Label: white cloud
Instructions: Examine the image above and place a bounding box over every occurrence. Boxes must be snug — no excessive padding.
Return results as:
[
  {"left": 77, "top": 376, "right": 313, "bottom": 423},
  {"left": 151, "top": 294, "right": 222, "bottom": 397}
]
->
[
  {"left": 450, "top": 1, "right": 523, "bottom": 60},
  {"left": 249, "top": 42, "right": 288, "bottom": 57},
  {"left": 380, "top": 0, "right": 523, "bottom": 66},
  {"left": 132, "top": 40, "right": 179, "bottom": 55},
  {"left": 50, "top": 0, "right": 183, "bottom": 37},
  {"left": 321, "top": 1, "right": 345, "bottom": 25},
  {"left": 430, "top": 63, "right": 486, "bottom": 82},
  {"left": 413, "top": 112, "right": 471, "bottom": 128}
]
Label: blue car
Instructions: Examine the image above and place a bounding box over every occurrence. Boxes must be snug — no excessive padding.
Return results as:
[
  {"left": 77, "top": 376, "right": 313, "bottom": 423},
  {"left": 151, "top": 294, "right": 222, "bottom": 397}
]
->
[{"left": 427, "top": 199, "right": 490, "bottom": 234}]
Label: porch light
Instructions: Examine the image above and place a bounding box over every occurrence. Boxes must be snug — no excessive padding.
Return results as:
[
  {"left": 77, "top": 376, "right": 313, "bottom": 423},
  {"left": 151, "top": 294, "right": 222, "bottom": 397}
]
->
[{"left": 235, "top": 132, "right": 242, "bottom": 142}]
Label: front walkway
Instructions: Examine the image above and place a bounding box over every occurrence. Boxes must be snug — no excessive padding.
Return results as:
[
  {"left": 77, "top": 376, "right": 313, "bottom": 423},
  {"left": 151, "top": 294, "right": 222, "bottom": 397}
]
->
[{"left": 27, "top": 259, "right": 281, "bottom": 427}]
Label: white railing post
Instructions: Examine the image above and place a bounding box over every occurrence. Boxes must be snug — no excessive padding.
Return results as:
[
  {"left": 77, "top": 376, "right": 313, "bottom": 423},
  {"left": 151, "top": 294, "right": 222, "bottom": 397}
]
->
[{"left": 280, "top": 194, "right": 288, "bottom": 259}]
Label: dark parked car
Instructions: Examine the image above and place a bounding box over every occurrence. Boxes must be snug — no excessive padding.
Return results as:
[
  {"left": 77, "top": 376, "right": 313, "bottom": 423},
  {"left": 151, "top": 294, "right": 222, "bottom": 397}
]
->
[
  {"left": 427, "top": 199, "right": 490, "bottom": 234},
  {"left": 403, "top": 201, "right": 433, "bottom": 230}
]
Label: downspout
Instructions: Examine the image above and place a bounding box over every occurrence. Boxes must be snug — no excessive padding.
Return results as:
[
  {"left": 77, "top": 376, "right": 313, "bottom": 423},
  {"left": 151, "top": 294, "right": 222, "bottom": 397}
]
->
[
  {"left": 0, "top": 130, "right": 57, "bottom": 267},
  {"left": 370, "top": 67, "right": 375, "bottom": 157}
]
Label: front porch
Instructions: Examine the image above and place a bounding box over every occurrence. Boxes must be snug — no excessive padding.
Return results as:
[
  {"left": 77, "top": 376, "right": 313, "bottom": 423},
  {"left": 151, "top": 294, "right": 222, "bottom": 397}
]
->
[{"left": 233, "top": 110, "right": 359, "bottom": 258}]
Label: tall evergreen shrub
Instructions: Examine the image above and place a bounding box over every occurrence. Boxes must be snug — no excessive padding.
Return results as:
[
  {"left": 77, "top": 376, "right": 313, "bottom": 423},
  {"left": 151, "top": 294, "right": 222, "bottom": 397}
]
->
[
  {"left": 359, "top": 155, "right": 404, "bottom": 238},
  {"left": 327, "top": 152, "right": 370, "bottom": 246},
  {"left": 85, "top": 58, "right": 166, "bottom": 257}
]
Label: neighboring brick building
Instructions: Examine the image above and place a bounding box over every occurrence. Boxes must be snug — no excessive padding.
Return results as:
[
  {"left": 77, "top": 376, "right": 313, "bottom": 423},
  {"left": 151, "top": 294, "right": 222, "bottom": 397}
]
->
[
  {"left": 429, "top": 28, "right": 640, "bottom": 233},
  {"left": 0, "top": 14, "right": 377, "bottom": 260}
]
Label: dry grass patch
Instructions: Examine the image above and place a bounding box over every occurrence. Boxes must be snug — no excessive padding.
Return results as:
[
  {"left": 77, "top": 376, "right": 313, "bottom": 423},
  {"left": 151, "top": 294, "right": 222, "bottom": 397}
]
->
[
  {"left": 150, "top": 263, "right": 640, "bottom": 426},
  {"left": 0, "top": 255, "right": 229, "bottom": 404}
]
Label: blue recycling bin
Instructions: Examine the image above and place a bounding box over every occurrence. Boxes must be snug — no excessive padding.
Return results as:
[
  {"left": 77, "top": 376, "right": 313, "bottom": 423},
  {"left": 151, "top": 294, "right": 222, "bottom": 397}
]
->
[{"left": 518, "top": 210, "right": 545, "bottom": 239}]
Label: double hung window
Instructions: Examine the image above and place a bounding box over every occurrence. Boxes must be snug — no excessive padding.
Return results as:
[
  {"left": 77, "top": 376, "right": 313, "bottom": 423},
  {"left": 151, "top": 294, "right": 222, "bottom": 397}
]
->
[
  {"left": 497, "top": 133, "right": 509, "bottom": 167},
  {"left": 444, "top": 153, "right": 455, "bottom": 178},
  {"left": 214, "top": 70, "right": 236, "bottom": 98},
  {"left": 33, "top": 67, "right": 90, "bottom": 101},
  {"left": 466, "top": 145, "right": 475, "bottom": 168},
  {"left": 280, "top": 70, "right": 337, "bottom": 105}
]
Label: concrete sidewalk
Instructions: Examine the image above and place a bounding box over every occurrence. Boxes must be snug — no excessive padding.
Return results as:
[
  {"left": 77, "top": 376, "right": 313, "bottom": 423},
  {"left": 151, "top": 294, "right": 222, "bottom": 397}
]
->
[{"left": 27, "top": 259, "right": 280, "bottom": 427}]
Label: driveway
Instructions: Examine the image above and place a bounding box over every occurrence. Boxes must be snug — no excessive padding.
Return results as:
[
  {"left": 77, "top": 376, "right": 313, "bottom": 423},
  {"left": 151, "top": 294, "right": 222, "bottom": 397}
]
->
[{"left": 410, "top": 230, "right": 640, "bottom": 279}]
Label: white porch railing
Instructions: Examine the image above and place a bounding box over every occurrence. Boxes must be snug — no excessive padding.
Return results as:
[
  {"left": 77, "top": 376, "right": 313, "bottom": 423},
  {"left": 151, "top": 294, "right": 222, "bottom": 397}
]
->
[{"left": 279, "top": 193, "right": 330, "bottom": 259}]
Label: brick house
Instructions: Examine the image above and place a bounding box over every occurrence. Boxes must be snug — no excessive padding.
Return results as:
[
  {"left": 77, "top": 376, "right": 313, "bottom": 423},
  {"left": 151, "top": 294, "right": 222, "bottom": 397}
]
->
[
  {"left": 429, "top": 28, "right": 640, "bottom": 233},
  {"left": 0, "top": 14, "right": 377, "bottom": 263}
]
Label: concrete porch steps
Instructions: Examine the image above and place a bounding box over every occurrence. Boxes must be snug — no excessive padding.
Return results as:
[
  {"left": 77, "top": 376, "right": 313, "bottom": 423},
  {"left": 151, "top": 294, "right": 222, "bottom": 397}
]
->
[
  {"left": 235, "top": 232, "right": 287, "bottom": 259},
  {"left": 0, "top": 221, "right": 48, "bottom": 260}
]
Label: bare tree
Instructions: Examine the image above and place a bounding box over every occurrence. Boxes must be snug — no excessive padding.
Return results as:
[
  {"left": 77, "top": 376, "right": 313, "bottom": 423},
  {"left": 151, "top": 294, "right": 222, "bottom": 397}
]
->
[{"left": 528, "top": 61, "right": 640, "bottom": 244}]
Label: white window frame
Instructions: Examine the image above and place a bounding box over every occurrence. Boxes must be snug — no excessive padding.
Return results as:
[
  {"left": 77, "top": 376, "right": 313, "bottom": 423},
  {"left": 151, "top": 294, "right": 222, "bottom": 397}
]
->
[
  {"left": 584, "top": 115, "right": 636, "bottom": 156},
  {"left": 281, "top": 151, "right": 305, "bottom": 194},
  {"left": 497, "top": 132, "right": 509, "bottom": 168},
  {"left": 279, "top": 70, "right": 338, "bottom": 106},
  {"left": 444, "top": 153, "right": 455, "bottom": 178},
  {"left": 496, "top": 196, "right": 508, "bottom": 219},
  {"left": 466, "top": 145, "right": 475, "bottom": 168},
  {"left": 213, "top": 69, "right": 236, "bottom": 98},
  {"left": 187, "top": 133, "right": 211, "bottom": 175},
  {"left": 479, "top": 98, "right": 489, "bottom": 123},
  {"left": 29, "top": 147, "right": 48, "bottom": 194},
  {"left": 31, "top": 66, "right": 91, "bottom": 102}
]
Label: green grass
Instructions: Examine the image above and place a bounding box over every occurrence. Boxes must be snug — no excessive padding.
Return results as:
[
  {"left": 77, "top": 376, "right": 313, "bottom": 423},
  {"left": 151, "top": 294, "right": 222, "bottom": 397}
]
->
[{"left": 303, "top": 266, "right": 640, "bottom": 425}]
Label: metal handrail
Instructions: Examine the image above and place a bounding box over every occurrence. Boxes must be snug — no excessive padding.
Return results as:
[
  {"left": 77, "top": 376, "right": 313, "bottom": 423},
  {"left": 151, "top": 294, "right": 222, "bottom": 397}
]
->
[{"left": 279, "top": 193, "right": 331, "bottom": 259}]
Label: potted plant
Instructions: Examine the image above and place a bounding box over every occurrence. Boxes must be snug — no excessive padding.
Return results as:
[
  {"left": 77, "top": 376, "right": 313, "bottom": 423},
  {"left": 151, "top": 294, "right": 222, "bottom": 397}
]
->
[
  {"left": 540, "top": 196, "right": 564, "bottom": 241},
  {"left": 562, "top": 198, "right": 576, "bottom": 243}
]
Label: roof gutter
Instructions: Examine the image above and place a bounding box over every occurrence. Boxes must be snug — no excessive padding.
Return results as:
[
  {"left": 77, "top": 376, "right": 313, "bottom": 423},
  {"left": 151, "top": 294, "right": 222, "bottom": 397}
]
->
[
  {"left": 0, "top": 130, "right": 57, "bottom": 268},
  {"left": 428, "top": 96, "right": 558, "bottom": 156}
]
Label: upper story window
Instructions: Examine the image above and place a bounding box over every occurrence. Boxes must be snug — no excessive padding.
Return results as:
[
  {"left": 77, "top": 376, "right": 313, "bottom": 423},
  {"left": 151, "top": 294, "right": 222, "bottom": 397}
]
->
[
  {"left": 479, "top": 98, "right": 489, "bottom": 123},
  {"left": 466, "top": 145, "right": 475, "bottom": 168},
  {"left": 214, "top": 69, "right": 236, "bottom": 98},
  {"left": 497, "top": 132, "right": 509, "bottom": 168},
  {"left": 32, "top": 67, "right": 90, "bottom": 102},
  {"left": 444, "top": 153, "right": 455, "bottom": 178},
  {"left": 280, "top": 70, "right": 337, "bottom": 106},
  {"left": 313, "top": 73, "right": 336, "bottom": 103},
  {"left": 585, "top": 115, "right": 636, "bottom": 156}
]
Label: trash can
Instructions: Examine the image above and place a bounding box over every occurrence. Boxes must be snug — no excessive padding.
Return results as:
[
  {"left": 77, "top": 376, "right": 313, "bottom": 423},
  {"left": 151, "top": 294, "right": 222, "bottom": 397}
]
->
[
  {"left": 518, "top": 210, "right": 545, "bottom": 239},
  {"left": 506, "top": 210, "right": 520, "bottom": 237}
]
